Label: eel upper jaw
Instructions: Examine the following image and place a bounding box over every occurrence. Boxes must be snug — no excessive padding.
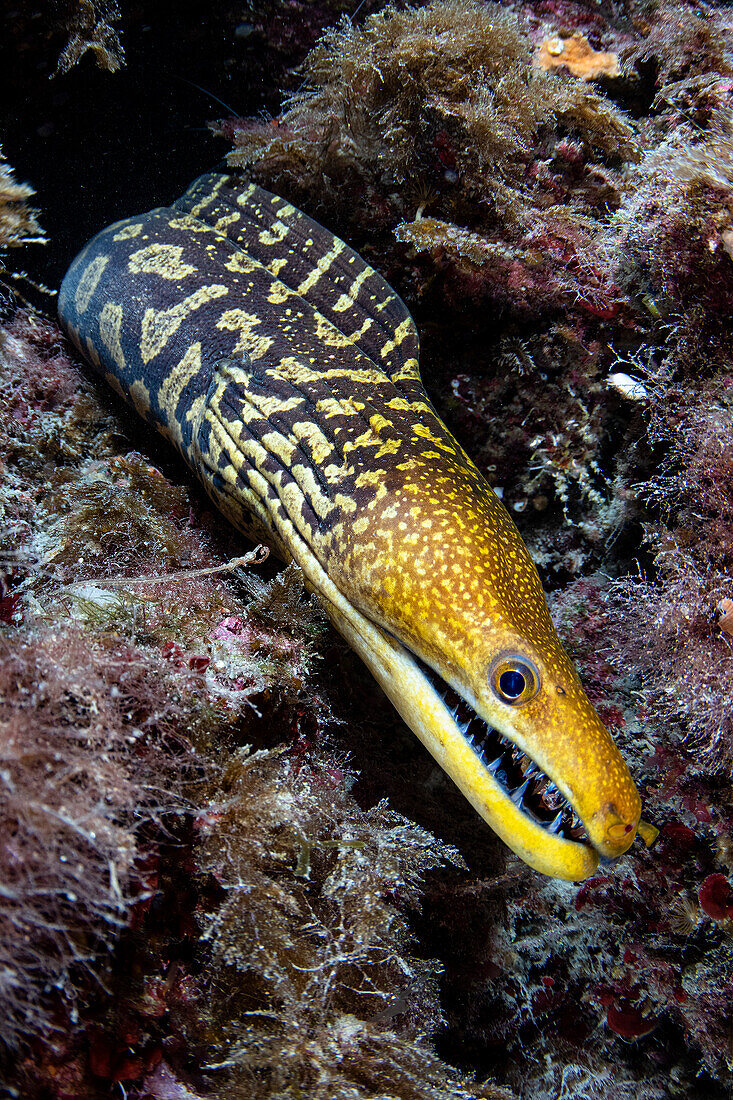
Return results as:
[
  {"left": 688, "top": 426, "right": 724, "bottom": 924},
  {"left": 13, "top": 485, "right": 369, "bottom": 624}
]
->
[{"left": 317, "top": 584, "right": 600, "bottom": 881}]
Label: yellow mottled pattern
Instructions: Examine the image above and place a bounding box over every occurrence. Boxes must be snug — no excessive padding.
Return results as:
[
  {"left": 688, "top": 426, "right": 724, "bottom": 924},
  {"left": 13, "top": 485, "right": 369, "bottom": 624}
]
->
[
  {"left": 234, "top": 182, "right": 257, "bottom": 207},
  {"left": 141, "top": 284, "right": 228, "bottom": 363},
  {"left": 128, "top": 243, "right": 197, "bottom": 280},
  {"left": 268, "top": 257, "right": 288, "bottom": 278},
  {"left": 225, "top": 252, "right": 259, "bottom": 275},
  {"left": 333, "top": 266, "right": 374, "bottom": 312},
  {"left": 316, "top": 396, "right": 358, "bottom": 421},
  {"left": 259, "top": 220, "right": 288, "bottom": 245},
  {"left": 190, "top": 175, "right": 225, "bottom": 216},
  {"left": 157, "top": 341, "right": 204, "bottom": 447},
  {"left": 412, "top": 423, "right": 455, "bottom": 453},
  {"left": 216, "top": 308, "right": 274, "bottom": 361},
  {"left": 289, "top": 464, "right": 335, "bottom": 520},
  {"left": 129, "top": 378, "right": 151, "bottom": 417},
  {"left": 74, "top": 255, "right": 109, "bottom": 314},
  {"left": 214, "top": 212, "right": 241, "bottom": 233},
  {"left": 168, "top": 215, "right": 217, "bottom": 235},
  {"left": 380, "top": 317, "right": 413, "bottom": 358},
  {"left": 355, "top": 470, "right": 383, "bottom": 488},
  {"left": 112, "top": 222, "right": 144, "bottom": 242},
  {"left": 85, "top": 336, "right": 101, "bottom": 367},
  {"left": 297, "top": 240, "right": 344, "bottom": 295},
  {"left": 267, "top": 283, "right": 295, "bottom": 305},
  {"left": 290, "top": 420, "right": 334, "bottom": 466},
  {"left": 333, "top": 492, "right": 357, "bottom": 514},
  {"left": 315, "top": 312, "right": 374, "bottom": 348},
  {"left": 98, "top": 301, "right": 125, "bottom": 371}
]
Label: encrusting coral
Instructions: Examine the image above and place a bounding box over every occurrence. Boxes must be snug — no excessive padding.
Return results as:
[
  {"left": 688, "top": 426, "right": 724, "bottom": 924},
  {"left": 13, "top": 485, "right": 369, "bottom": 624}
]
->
[{"left": 536, "top": 33, "right": 621, "bottom": 81}]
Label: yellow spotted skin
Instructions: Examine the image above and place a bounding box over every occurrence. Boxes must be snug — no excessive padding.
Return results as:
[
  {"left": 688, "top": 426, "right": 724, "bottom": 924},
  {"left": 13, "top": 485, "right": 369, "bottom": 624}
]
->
[{"left": 58, "top": 173, "right": 642, "bottom": 879}]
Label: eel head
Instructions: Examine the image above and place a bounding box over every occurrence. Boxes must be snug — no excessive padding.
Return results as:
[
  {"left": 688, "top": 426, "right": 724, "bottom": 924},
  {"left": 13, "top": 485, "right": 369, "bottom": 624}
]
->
[{"left": 317, "top": 460, "right": 642, "bottom": 880}]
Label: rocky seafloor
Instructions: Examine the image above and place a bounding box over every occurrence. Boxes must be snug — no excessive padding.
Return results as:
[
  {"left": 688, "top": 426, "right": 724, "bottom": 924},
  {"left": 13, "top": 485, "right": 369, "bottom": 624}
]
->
[{"left": 2, "top": 1, "right": 733, "bottom": 1097}]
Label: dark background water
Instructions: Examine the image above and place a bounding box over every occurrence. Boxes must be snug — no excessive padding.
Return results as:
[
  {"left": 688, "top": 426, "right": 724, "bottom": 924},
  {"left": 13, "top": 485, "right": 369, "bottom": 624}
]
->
[{"left": 0, "top": 1, "right": 304, "bottom": 296}]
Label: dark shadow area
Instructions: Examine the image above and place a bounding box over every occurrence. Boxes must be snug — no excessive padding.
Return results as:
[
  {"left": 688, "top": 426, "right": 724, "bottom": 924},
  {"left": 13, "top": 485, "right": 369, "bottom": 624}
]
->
[{"left": 0, "top": 2, "right": 277, "bottom": 295}]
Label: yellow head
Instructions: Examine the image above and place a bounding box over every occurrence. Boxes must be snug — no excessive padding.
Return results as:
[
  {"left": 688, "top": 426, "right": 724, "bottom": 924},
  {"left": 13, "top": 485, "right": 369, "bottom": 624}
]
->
[{"left": 320, "top": 438, "right": 641, "bottom": 879}]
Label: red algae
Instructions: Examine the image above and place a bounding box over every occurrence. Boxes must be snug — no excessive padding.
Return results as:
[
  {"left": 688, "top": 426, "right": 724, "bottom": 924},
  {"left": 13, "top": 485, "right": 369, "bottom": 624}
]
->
[
  {"left": 605, "top": 1000, "right": 659, "bottom": 1040},
  {"left": 699, "top": 874, "right": 733, "bottom": 922}
]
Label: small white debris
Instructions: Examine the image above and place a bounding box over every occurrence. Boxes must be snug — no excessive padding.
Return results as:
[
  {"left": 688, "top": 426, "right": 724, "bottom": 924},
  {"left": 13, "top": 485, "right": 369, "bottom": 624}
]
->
[{"left": 606, "top": 372, "right": 648, "bottom": 401}]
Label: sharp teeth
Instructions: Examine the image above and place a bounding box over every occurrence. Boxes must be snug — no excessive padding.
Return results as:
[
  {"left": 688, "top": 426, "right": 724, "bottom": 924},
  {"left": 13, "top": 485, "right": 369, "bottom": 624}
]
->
[
  {"left": 511, "top": 779, "right": 530, "bottom": 807},
  {"left": 419, "top": 658, "right": 586, "bottom": 838}
]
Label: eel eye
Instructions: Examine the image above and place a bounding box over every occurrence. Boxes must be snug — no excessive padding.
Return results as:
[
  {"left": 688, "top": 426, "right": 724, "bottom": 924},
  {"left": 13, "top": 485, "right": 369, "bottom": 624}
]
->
[{"left": 490, "top": 655, "right": 539, "bottom": 705}]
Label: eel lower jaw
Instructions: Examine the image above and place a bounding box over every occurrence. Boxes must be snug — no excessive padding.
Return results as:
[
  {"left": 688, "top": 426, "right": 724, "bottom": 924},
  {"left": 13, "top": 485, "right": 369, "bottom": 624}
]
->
[{"left": 319, "top": 590, "right": 600, "bottom": 881}]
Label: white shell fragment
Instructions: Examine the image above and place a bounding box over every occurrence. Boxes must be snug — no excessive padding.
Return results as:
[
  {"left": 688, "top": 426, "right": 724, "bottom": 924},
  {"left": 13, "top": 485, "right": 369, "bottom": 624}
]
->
[{"left": 606, "top": 372, "right": 649, "bottom": 401}]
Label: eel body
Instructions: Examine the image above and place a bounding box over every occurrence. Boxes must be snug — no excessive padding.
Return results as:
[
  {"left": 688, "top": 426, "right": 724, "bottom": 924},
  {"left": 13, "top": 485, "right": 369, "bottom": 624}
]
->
[{"left": 58, "top": 173, "right": 641, "bottom": 879}]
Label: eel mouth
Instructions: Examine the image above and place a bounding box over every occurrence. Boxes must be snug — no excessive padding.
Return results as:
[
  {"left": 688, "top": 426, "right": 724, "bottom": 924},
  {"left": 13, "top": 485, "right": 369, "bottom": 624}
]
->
[
  {"left": 414, "top": 655, "right": 590, "bottom": 846},
  {"left": 267, "top": 533, "right": 600, "bottom": 879}
]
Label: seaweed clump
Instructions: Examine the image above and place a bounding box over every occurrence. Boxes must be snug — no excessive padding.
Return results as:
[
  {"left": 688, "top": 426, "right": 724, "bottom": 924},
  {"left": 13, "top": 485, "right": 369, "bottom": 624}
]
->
[
  {"left": 0, "top": 623, "right": 196, "bottom": 1055},
  {"left": 0, "top": 309, "right": 506, "bottom": 1099},
  {"left": 54, "top": 0, "right": 125, "bottom": 74},
  {"left": 595, "top": 1, "right": 733, "bottom": 769},
  {"left": 220, "top": 0, "right": 637, "bottom": 318},
  {"left": 605, "top": 376, "right": 733, "bottom": 766},
  {"left": 3, "top": 1, "right": 124, "bottom": 76},
  {"left": 192, "top": 748, "right": 509, "bottom": 1100},
  {"left": 615, "top": 102, "right": 733, "bottom": 314},
  {"left": 620, "top": 0, "right": 733, "bottom": 93},
  {"left": 0, "top": 150, "right": 45, "bottom": 254},
  {"left": 0, "top": 150, "right": 45, "bottom": 298}
]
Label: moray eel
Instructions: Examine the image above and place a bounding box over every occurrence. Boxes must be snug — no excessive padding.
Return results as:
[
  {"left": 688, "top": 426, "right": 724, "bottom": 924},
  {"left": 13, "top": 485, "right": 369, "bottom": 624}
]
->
[{"left": 58, "top": 172, "right": 642, "bottom": 880}]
